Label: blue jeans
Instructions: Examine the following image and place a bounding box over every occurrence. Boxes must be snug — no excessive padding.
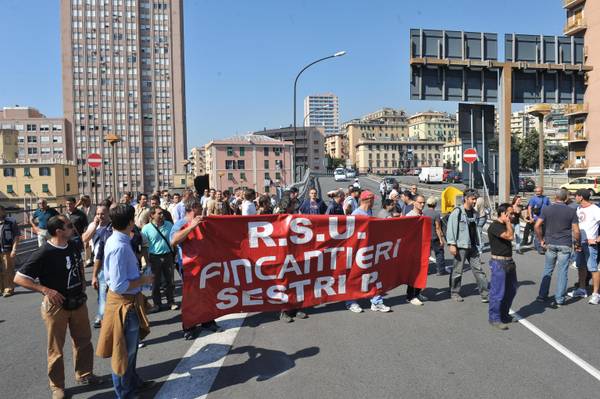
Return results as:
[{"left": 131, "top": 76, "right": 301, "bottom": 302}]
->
[
  {"left": 576, "top": 242, "right": 599, "bottom": 272},
  {"left": 112, "top": 310, "right": 142, "bottom": 399},
  {"left": 431, "top": 239, "right": 445, "bottom": 273},
  {"left": 512, "top": 224, "right": 522, "bottom": 251},
  {"left": 488, "top": 259, "right": 518, "bottom": 323},
  {"left": 538, "top": 244, "right": 572, "bottom": 304},
  {"left": 96, "top": 270, "right": 108, "bottom": 320},
  {"left": 346, "top": 295, "right": 383, "bottom": 307}
]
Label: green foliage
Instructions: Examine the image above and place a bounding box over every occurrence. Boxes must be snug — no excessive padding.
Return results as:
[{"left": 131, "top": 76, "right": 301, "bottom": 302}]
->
[{"left": 514, "top": 128, "right": 567, "bottom": 169}]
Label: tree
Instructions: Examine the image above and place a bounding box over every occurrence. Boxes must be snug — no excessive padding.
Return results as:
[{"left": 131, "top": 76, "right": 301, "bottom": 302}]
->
[
  {"left": 326, "top": 155, "right": 345, "bottom": 171},
  {"left": 516, "top": 128, "right": 564, "bottom": 170}
]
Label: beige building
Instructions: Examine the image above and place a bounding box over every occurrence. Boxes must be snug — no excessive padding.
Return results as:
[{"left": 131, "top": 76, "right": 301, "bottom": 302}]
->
[
  {"left": 205, "top": 135, "right": 294, "bottom": 193},
  {"left": 324, "top": 133, "right": 348, "bottom": 162},
  {"left": 0, "top": 106, "right": 72, "bottom": 163},
  {"left": 254, "top": 126, "right": 326, "bottom": 180},
  {"left": 443, "top": 138, "right": 463, "bottom": 172},
  {"left": 0, "top": 130, "right": 78, "bottom": 207},
  {"left": 355, "top": 139, "right": 444, "bottom": 174},
  {"left": 61, "top": 0, "right": 187, "bottom": 199},
  {"left": 408, "top": 111, "right": 458, "bottom": 142},
  {"left": 563, "top": 0, "right": 599, "bottom": 176},
  {"left": 189, "top": 146, "right": 206, "bottom": 176},
  {"left": 345, "top": 108, "right": 410, "bottom": 167},
  {"left": 511, "top": 110, "right": 538, "bottom": 140}
]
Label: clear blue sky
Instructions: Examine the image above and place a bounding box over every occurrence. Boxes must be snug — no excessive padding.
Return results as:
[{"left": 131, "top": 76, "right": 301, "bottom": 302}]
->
[{"left": 0, "top": 0, "right": 566, "bottom": 148}]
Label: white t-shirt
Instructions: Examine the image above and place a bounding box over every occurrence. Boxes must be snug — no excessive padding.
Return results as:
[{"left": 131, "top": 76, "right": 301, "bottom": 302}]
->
[
  {"left": 577, "top": 204, "right": 600, "bottom": 241},
  {"left": 241, "top": 200, "right": 257, "bottom": 216}
]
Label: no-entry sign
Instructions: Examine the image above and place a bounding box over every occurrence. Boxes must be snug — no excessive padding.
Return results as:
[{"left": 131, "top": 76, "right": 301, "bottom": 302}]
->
[
  {"left": 87, "top": 153, "right": 102, "bottom": 168},
  {"left": 463, "top": 148, "right": 478, "bottom": 164}
]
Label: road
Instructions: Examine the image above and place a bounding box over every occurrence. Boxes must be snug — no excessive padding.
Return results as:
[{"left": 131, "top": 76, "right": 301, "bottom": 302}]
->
[{"left": 2, "top": 181, "right": 600, "bottom": 398}]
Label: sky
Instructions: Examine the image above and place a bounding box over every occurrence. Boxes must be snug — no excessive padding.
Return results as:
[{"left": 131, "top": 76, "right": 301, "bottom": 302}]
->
[{"left": 0, "top": 0, "right": 566, "bottom": 148}]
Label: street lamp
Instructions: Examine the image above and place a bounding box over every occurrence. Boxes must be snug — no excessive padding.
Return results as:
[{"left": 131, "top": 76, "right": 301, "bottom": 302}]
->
[
  {"left": 182, "top": 160, "right": 191, "bottom": 188},
  {"left": 293, "top": 51, "right": 346, "bottom": 181},
  {"left": 105, "top": 133, "right": 122, "bottom": 202}
]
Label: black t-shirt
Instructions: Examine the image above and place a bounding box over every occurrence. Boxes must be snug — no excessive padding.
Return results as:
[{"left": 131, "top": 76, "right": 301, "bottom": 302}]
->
[
  {"left": 509, "top": 205, "right": 522, "bottom": 225},
  {"left": 20, "top": 241, "right": 84, "bottom": 298},
  {"left": 465, "top": 208, "right": 479, "bottom": 247},
  {"left": 66, "top": 209, "right": 89, "bottom": 236},
  {"left": 487, "top": 221, "right": 512, "bottom": 257}
]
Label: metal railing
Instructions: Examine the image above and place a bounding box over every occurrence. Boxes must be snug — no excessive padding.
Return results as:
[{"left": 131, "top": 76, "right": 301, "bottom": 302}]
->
[{"left": 286, "top": 168, "right": 313, "bottom": 203}]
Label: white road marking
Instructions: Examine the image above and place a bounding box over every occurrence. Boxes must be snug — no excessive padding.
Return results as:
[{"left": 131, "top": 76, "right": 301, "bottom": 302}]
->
[{"left": 156, "top": 313, "right": 248, "bottom": 399}]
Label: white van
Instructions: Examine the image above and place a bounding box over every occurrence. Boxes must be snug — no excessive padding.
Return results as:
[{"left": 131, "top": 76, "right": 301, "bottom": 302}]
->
[
  {"left": 418, "top": 167, "right": 443, "bottom": 183},
  {"left": 334, "top": 168, "right": 347, "bottom": 181}
]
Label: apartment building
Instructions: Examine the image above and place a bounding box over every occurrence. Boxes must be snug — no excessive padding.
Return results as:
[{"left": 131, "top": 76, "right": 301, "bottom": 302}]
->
[
  {"left": 189, "top": 146, "right": 206, "bottom": 177},
  {"left": 303, "top": 93, "right": 340, "bottom": 135},
  {"left": 61, "top": 0, "right": 187, "bottom": 199},
  {"left": 324, "top": 133, "right": 348, "bottom": 161},
  {"left": 0, "top": 107, "right": 72, "bottom": 163},
  {"left": 408, "top": 111, "right": 458, "bottom": 142}
]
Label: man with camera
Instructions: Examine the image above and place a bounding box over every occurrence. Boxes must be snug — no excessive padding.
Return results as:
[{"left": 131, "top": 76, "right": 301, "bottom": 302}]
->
[{"left": 14, "top": 215, "right": 104, "bottom": 399}]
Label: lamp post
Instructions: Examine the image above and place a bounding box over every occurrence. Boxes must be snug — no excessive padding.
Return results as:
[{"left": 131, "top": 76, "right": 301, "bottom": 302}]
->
[
  {"left": 105, "top": 133, "right": 122, "bottom": 202},
  {"left": 293, "top": 51, "right": 346, "bottom": 181},
  {"left": 182, "top": 160, "right": 191, "bottom": 188}
]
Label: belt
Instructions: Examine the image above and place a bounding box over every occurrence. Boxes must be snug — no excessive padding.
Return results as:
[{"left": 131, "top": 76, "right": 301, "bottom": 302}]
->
[{"left": 491, "top": 255, "right": 513, "bottom": 260}]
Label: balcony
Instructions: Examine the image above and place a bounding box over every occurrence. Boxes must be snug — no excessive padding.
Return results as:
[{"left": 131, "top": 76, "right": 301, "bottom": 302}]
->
[
  {"left": 564, "top": 160, "right": 588, "bottom": 170},
  {"left": 564, "top": 16, "right": 587, "bottom": 36},
  {"left": 564, "top": 104, "right": 589, "bottom": 117},
  {"left": 563, "top": 0, "right": 586, "bottom": 9},
  {"left": 568, "top": 130, "right": 588, "bottom": 142}
]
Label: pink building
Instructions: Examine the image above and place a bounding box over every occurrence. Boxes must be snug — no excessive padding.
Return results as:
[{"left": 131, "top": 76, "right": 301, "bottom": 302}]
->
[{"left": 205, "top": 134, "right": 294, "bottom": 193}]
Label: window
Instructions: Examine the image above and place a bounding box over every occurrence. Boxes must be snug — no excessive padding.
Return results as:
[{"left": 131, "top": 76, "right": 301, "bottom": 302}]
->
[
  {"left": 264, "top": 159, "right": 269, "bottom": 169},
  {"left": 3, "top": 168, "right": 15, "bottom": 177},
  {"left": 228, "top": 172, "right": 234, "bottom": 181},
  {"left": 237, "top": 160, "right": 245, "bottom": 169},
  {"left": 264, "top": 172, "right": 270, "bottom": 179},
  {"left": 27, "top": 136, "right": 37, "bottom": 143},
  {"left": 27, "top": 124, "right": 37, "bottom": 131},
  {"left": 227, "top": 146, "right": 233, "bottom": 156},
  {"left": 39, "top": 167, "right": 51, "bottom": 176},
  {"left": 240, "top": 172, "right": 246, "bottom": 181},
  {"left": 225, "top": 160, "right": 235, "bottom": 170},
  {"left": 28, "top": 148, "right": 38, "bottom": 155},
  {"left": 25, "top": 184, "right": 31, "bottom": 193},
  {"left": 65, "top": 168, "right": 70, "bottom": 176},
  {"left": 276, "top": 172, "right": 281, "bottom": 180},
  {"left": 239, "top": 147, "right": 245, "bottom": 156},
  {"left": 66, "top": 183, "right": 71, "bottom": 192},
  {"left": 263, "top": 147, "right": 269, "bottom": 156},
  {"left": 24, "top": 167, "right": 31, "bottom": 177},
  {"left": 42, "top": 184, "right": 49, "bottom": 193},
  {"left": 7, "top": 185, "right": 14, "bottom": 194},
  {"left": 274, "top": 147, "right": 281, "bottom": 156}
]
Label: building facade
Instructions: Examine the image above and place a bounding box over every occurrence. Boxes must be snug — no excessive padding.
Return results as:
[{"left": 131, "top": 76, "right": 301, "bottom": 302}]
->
[
  {"left": 324, "top": 133, "right": 348, "bottom": 162},
  {"left": 443, "top": 138, "right": 463, "bottom": 172},
  {"left": 0, "top": 107, "right": 72, "bottom": 163},
  {"left": 354, "top": 139, "right": 444, "bottom": 174},
  {"left": 255, "top": 126, "right": 326, "bottom": 180},
  {"left": 408, "top": 111, "right": 458, "bottom": 142},
  {"left": 61, "top": 0, "right": 187, "bottom": 200},
  {"left": 205, "top": 135, "right": 294, "bottom": 193},
  {"left": 189, "top": 146, "right": 206, "bottom": 176},
  {"left": 511, "top": 110, "right": 538, "bottom": 140},
  {"left": 303, "top": 93, "right": 340, "bottom": 135},
  {"left": 563, "top": 0, "right": 598, "bottom": 176}
]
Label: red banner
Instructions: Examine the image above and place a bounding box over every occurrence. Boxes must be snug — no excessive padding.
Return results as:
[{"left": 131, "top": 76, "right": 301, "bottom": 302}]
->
[{"left": 180, "top": 214, "right": 431, "bottom": 328}]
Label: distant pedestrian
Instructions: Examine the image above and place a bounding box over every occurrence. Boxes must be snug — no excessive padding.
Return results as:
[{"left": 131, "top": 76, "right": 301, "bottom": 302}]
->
[
  {"left": 15, "top": 215, "right": 104, "bottom": 399},
  {"left": 401, "top": 190, "right": 414, "bottom": 216},
  {"left": 256, "top": 194, "right": 274, "bottom": 215},
  {"left": 30, "top": 199, "right": 59, "bottom": 247},
  {"left": 445, "top": 188, "right": 489, "bottom": 303},
  {"left": 510, "top": 196, "right": 524, "bottom": 254},
  {"left": 325, "top": 190, "right": 345, "bottom": 215},
  {"left": 423, "top": 196, "right": 446, "bottom": 276},
  {"left": 525, "top": 187, "right": 551, "bottom": 253},
  {"left": 241, "top": 189, "right": 257, "bottom": 215},
  {"left": 0, "top": 205, "right": 20, "bottom": 297},
  {"left": 376, "top": 198, "right": 396, "bottom": 219},
  {"left": 405, "top": 195, "right": 429, "bottom": 305},
  {"left": 298, "top": 188, "right": 327, "bottom": 215},
  {"left": 487, "top": 203, "right": 517, "bottom": 330},
  {"left": 535, "top": 188, "right": 580, "bottom": 308},
  {"left": 474, "top": 197, "right": 489, "bottom": 256},
  {"left": 343, "top": 187, "right": 360, "bottom": 215}
]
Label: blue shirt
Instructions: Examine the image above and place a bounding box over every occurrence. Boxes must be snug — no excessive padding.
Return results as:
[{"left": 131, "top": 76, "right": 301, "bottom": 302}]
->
[
  {"left": 173, "top": 202, "right": 186, "bottom": 223},
  {"left": 351, "top": 208, "right": 373, "bottom": 217},
  {"left": 104, "top": 231, "right": 141, "bottom": 295},
  {"left": 141, "top": 221, "right": 174, "bottom": 255},
  {"left": 528, "top": 195, "right": 551, "bottom": 221},
  {"left": 33, "top": 208, "right": 59, "bottom": 229}
]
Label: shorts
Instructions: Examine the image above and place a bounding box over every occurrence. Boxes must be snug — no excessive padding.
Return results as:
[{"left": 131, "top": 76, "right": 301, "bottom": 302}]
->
[{"left": 576, "top": 242, "right": 599, "bottom": 272}]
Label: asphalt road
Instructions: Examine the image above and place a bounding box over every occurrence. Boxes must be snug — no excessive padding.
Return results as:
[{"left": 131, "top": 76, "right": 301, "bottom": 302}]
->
[{"left": 2, "top": 181, "right": 600, "bottom": 398}]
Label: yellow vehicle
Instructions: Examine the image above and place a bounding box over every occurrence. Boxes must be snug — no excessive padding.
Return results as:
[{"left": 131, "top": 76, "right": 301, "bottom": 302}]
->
[{"left": 561, "top": 177, "right": 599, "bottom": 196}]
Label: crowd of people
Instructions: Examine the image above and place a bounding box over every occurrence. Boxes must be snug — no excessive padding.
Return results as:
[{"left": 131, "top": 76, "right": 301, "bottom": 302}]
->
[{"left": 3, "top": 178, "right": 599, "bottom": 398}]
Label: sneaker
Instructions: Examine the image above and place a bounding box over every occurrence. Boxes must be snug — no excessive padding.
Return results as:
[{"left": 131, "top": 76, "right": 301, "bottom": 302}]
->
[
  {"left": 169, "top": 303, "right": 180, "bottom": 311},
  {"left": 76, "top": 374, "right": 106, "bottom": 386},
  {"left": 3, "top": 290, "right": 13, "bottom": 297},
  {"left": 92, "top": 317, "right": 102, "bottom": 329},
  {"left": 370, "top": 303, "right": 391, "bottom": 312},
  {"left": 588, "top": 293, "right": 600, "bottom": 305},
  {"left": 451, "top": 294, "right": 464, "bottom": 302},
  {"left": 183, "top": 328, "right": 197, "bottom": 340},
  {"left": 51, "top": 388, "right": 66, "bottom": 399},
  {"left": 516, "top": 249, "right": 523, "bottom": 255},
  {"left": 481, "top": 296, "right": 489, "bottom": 303},
  {"left": 295, "top": 310, "right": 308, "bottom": 319},
  {"left": 549, "top": 301, "right": 563, "bottom": 309},
  {"left": 409, "top": 297, "right": 423, "bottom": 306},
  {"left": 138, "top": 341, "right": 146, "bottom": 348},
  {"left": 279, "top": 311, "right": 294, "bottom": 322},
  {"left": 502, "top": 315, "right": 518, "bottom": 323},
  {"left": 567, "top": 288, "right": 588, "bottom": 298},
  {"left": 489, "top": 321, "right": 509, "bottom": 331},
  {"left": 570, "top": 261, "right": 578, "bottom": 270},
  {"left": 417, "top": 293, "right": 428, "bottom": 302},
  {"left": 347, "top": 302, "right": 363, "bottom": 313}
]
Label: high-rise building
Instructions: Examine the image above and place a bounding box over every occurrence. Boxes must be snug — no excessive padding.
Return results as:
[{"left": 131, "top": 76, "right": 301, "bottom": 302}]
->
[
  {"left": 303, "top": 93, "right": 340, "bottom": 135},
  {"left": 510, "top": 110, "right": 538, "bottom": 140},
  {"left": 0, "top": 107, "right": 72, "bottom": 163},
  {"left": 61, "top": 0, "right": 187, "bottom": 200}
]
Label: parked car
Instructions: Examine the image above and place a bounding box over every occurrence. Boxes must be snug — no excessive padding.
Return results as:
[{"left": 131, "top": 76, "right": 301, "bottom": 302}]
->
[
  {"left": 334, "top": 168, "right": 347, "bottom": 182},
  {"left": 445, "top": 171, "right": 462, "bottom": 183},
  {"left": 345, "top": 168, "right": 356, "bottom": 178},
  {"left": 561, "top": 177, "right": 599, "bottom": 196},
  {"left": 519, "top": 177, "right": 536, "bottom": 192}
]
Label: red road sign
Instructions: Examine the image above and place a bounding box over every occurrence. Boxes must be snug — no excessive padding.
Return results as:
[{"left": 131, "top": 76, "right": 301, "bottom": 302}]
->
[
  {"left": 87, "top": 153, "right": 102, "bottom": 168},
  {"left": 463, "top": 148, "right": 478, "bottom": 164}
]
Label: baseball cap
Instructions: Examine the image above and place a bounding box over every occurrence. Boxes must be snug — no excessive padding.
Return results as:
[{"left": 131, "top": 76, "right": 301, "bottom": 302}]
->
[{"left": 360, "top": 190, "right": 375, "bottom": 200}]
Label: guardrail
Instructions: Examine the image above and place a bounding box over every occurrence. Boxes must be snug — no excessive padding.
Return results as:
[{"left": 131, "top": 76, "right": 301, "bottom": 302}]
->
[{"left": 286, "top": 168, "right": 314, "bottom": 203}]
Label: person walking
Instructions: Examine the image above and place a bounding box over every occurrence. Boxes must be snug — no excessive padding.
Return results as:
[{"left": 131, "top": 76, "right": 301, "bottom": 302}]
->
[
  {"left": 422, "top": 196, "right": 446, "bottom": 276},
  {"left": 346, "top": 191, "right": 391, "bottom": 313},
  {"left": 405, "top": 195, "right": 429, "bottom": 305},
  {"left": 0, "top": 205, "right": 20, "bottom": 297},
  {"left": 487, "top": 203, "right": 518, "bottom": 330},
  {"left": 325, "top": 190, "right": 345, "bottom": 215},
  {"left": 535, "top": 188, "right": 580, "bottom": 308},
  {"left": 474, "top": 196, "right": 488, "bottom": 256},
  {"left": 445, "top": 189, "right": 489, "bottom": 303},
  {"left": 141, "top": 206, "right": 177, "bottom": 312},
  {"left": 14, "top": 215, "right": 104, "bottom": 399},
  {"left": 96, "top": 205, "right": 155, "bottom": 399},
  {"left": 569, "top": 189, "right": 600, "bottom": 304},
  {"left": 31, "top": 199, "right": 59, "bottom": 247},
  {"left": 64, "top": 196, "right": 89, "bottom": 254},
  {"left": 525, "top": 187, "right": 551, "bottom": 253},
  {"left": 510, "top": 196, "right": 524, "bottom": 254},
  {"left": 298, "top": 188, "right": 327, "bottom": 215}
]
